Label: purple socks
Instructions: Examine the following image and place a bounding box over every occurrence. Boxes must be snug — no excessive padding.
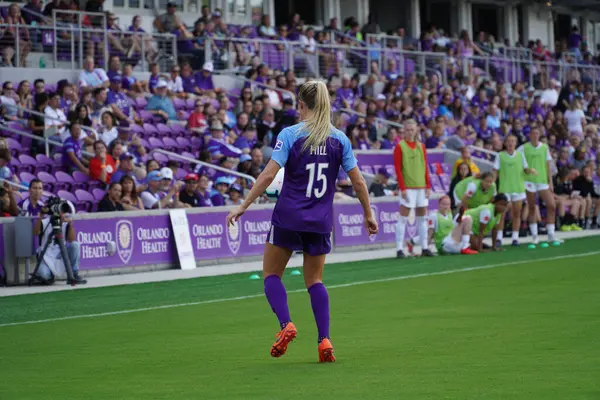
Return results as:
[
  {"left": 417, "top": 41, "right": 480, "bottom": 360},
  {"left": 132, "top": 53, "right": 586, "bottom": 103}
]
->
[
  {"left": 308, "top": 282, "right": 330, "bottom": 343},
  {"left": 264, "top": 275, "right": 291, "bottom": 329}
]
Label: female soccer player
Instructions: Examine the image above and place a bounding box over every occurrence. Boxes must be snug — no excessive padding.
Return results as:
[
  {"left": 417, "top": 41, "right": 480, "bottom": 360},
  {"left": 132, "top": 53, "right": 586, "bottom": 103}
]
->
[
  {"left": 428, "top": 195, "right": 478, "bottom": 255},
  {"left": 518, "top": 127, "right": 560, "bottom": 246},
  {"left": 226, "top": 81, "right": 378, "bottom": 363},
  {"left": 494, "top": 135, "right": 537, "bottom": 246},
  {"left": 393, "top": 119, "right": 433, "bottom": 258},
  {"left": 453, "top": 172, "right": 497, "bottom": 209},
  {"left": 466, "top": 194, "right": 509, "bottom": 252}
]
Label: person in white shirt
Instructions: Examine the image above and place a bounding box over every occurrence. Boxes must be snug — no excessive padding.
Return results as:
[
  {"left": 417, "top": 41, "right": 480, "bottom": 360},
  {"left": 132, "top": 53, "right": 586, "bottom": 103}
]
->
[
  {"left": 0, "top": 82, "right": 18, "bottom": 120},
  {"left": 540, "top": 79, "right": 560, "bottom": 106},
  {"left": 563, "top": 99, "right": 586, "bottom": 134},
  {"left": 79, "top": 56, "right": 110, "bottom": 90},
  {"left": 44, "top": 92, "right": 68, "bottom": 141},
  {"left": 167, "top": 65, "right": 185, "bottom": 96},
  {"left": 300, "top": 28, "right": 318, "bottom": 75},
  {"left": 99, "top": 111, "right": 119, "bottom": 146}
]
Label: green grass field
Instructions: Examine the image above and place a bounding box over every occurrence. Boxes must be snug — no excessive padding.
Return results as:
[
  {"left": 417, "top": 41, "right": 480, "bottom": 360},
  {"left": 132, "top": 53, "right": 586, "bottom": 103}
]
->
[{"left": 1, "top": 237, "right": 600, "bottom": 399}]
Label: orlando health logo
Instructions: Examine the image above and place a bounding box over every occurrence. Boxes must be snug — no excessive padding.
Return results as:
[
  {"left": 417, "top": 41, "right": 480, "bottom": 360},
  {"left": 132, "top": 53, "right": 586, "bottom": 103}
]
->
[
  {"left": 116, "top": 220, "right": 134, "bottom": 264},
  {"left": 226, "top": 216, "right": 242, "bottom": 255}
]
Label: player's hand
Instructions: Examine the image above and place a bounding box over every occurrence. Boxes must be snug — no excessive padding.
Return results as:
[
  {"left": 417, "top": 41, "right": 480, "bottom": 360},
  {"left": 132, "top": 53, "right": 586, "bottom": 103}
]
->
[
  {"left": 365, "top": 215, "right": 378, "bottom": 235},
  {"left": 401, "top": 190, "right": 408, "bottom": 201},
  {"left": 226, "top": 206, "right": 246, "bottom": 227},
  {"left": 530, "top": 168, "right": 538, "bottom": 176},
  {"left": 425, "top": 188, "right": 431, "bottom": 199}
]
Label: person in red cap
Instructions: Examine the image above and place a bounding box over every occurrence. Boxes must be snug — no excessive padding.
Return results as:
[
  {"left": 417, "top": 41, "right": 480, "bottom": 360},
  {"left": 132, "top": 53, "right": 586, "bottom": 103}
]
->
[{"left": 179, "top": 173, "right": 211, "bottom": 207}]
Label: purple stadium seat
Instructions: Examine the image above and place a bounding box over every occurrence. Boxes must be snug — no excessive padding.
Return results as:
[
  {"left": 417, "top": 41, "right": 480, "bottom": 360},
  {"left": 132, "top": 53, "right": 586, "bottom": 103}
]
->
[
  {"left": 131, "top": 124, "right": 145, "bottom": 136},
  {"left": 143, "top": 123, "right": 159, "bottom": 137},
  {"left": 156, "top": 123, "right": 172, "bottom": 137},
  {"left": 139, "top": 110, "right": 154, "bottom": 123},
  {"left": 92, "top": 188, "right": 106, "bottom": 201},
  {"left": 37, "top": 171, "right": 57, "bottom": 193},
  {"left": 35, "top": 154, "right": 55, "bottom": 174},
  {"left": 54, "top": 171, "right": 75, "bottom": 191},
  {"left": 75, "top": 189, "right": 95, "bottom": 212},
  {"left": 170, "top": 124, "right": 186, "bottom": 137},
  {"left": 185, "top": 98, "right": 196, "bottom": 111},
  {"left": 148, "top": 137, "right": 164, "bottom": 150},
  {"left": 20, "top": 191, "right": 30, "bottom": 201},
  {"left": 152, "top": 152, "right": 169, "bottom": 166},
  {"left": 18, "top": 154, "right": 37, "bottom": 174},
  {"left": 5, "top": 138, "right": 22, "bottom": 158},
  {"left": 19, "top": 171, "right": 37, "bottom": 184},
  {"left": 190, "top": 137, "right": 203, "bottom": 151},
  {"left": 87, "top": 180, "right": 105, "bottom": 192},
  {"left": 134, "top": 97, "right": 148, "bottom": 110},
  {"left": 162, "top": 137, "right": 179, "bottom": 152},
  {"left": 57, "top": 190, "right": 83, "bottom": 211},
  {"left": 72, "top": 171, "right": 91, "bottom": 191},
  {"left": 176, "top": 137, "right": 193, "bottom": 152},
  {"left": 173, "top": 98, "right": 186, "bottom": 111},
  {"left": 139, "top": 138, "right": 150, "bottom": 149},
  {"left": 175, "top": 168, "right": 188, "bottom": 180},
  {"left": 179, "top": 110, "right": 190, "bottom": 121}
]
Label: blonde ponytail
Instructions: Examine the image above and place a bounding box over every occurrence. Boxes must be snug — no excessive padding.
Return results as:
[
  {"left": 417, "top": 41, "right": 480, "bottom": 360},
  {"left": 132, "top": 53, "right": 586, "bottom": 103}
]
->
[{"left": 298, "top": 81, "right": 332, "bottom": 152}]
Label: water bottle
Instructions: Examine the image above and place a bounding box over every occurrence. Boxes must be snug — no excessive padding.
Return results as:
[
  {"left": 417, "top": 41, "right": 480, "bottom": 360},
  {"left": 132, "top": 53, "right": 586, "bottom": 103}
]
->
[{"left": 39, "top": 56, "right": 46, "bottom": 69}]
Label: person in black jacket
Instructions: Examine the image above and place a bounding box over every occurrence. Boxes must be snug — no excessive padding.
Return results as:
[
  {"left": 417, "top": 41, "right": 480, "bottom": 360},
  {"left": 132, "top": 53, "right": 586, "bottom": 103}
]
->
[
  {"left": 98, "top": 183, "right": 125, "bottom": 212},
  {"left": 448, "top": 162, "right": 471, "bottom": 210},
  {"left": 573, "top": 165, "right": 600, "bottom": 228}
]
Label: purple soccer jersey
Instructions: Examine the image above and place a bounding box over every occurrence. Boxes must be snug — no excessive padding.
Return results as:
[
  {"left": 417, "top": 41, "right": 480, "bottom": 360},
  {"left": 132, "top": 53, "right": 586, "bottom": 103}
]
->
[{"left": 270, "top": 123, "right": 357, "bottom": 234}]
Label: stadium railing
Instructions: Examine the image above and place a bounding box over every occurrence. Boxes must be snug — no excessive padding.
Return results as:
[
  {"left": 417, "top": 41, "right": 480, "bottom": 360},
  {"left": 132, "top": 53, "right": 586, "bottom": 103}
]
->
[{"left": 214, "top": 71, "right": 296, "bottom": 107}]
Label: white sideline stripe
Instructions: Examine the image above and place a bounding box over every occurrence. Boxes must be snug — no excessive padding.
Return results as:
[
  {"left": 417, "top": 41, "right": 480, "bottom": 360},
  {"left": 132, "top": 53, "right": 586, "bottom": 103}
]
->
[{"left": 1, "top": 251, "right": 599, "bottom": 329}]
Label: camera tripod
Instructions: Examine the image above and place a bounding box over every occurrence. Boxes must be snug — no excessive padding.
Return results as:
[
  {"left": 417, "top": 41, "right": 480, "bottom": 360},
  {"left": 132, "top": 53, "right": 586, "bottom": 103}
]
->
[{"left": 28, "top": 215, "right": 82, "bottom": 287}]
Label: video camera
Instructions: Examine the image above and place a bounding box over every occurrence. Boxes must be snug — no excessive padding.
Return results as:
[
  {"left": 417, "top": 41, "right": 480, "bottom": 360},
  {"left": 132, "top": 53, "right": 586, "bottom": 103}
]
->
[{"left": 42, "top": 197, "right": 72, "bottom": 218}]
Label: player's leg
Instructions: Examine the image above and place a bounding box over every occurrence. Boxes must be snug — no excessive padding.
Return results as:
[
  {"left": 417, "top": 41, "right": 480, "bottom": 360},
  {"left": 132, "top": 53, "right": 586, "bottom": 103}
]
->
[
  {"left": 525, "top": 186, "right": 539, "bottom": 244},
  {"left": 593, "top": 198, "right": 600, "bottom": 227},
  {"left": 264, "top": 227, "right": 296, "bottom": 358},
  {"left": 584, "top": 196, "right": 593, "bottom": 228},
  {"left": 451, "top": 215, "right": 477, "bottom": 254},
  {"left": 395, "top": 191, "right": 414, "bottom": 258},
  {"left": 415, "top": 189, "right": 433, "bottom": 256},
  {"left": 302, "top": 233, "right": 335, "bottom": 362},
  {"left": 511, "top": 198, "right": 524, "bottom": 245},
  {"left": 539, "top": 189, "right": 558, "bottom": 242}
]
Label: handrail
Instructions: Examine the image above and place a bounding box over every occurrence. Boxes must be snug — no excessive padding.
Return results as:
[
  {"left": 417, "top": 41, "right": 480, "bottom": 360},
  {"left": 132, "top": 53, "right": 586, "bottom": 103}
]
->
[
  {"left": 339, "top": 108, "right": 403, "bottom": 129},
  {"left": 214, "top": 72, "right": 296, "bottom": 107},
  {"left": 150, "top": 149, "right": 257, "bottom": 186},
  {"left": 0, "top": 178, "right": 55, "bottom": 198},
  {"left": 0, "top": 123, "right": 95, "bottom": 158}
]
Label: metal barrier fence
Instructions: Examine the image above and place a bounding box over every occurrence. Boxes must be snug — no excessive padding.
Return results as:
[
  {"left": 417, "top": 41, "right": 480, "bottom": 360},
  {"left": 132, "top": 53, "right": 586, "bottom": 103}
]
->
[{"left": 0, "top": 18, "right": 177, "bottom": 72}]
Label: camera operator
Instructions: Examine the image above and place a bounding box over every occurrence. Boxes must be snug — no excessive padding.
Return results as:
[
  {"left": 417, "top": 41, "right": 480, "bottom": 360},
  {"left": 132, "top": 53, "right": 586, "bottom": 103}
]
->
[
  {"left": 20, "top": 178, "right": 45, "bottom": 217},
  {"left": 0, "top": 183, "right": 19, "bottom": 217},
  {"left": 32, "top": 200, "right": 87, "bottom": 284}
]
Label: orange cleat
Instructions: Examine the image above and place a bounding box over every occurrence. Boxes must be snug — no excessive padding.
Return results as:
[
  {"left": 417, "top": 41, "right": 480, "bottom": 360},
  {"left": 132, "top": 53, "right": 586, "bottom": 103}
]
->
[
  {"left": 318, "top": 338, "right": 336, "bottom": 363},
  {"left": 270, "top": 322, "right": 297, "bottom": 358},
  {"left": 461, "top": 248, "right": 478, "bottom": 255}
]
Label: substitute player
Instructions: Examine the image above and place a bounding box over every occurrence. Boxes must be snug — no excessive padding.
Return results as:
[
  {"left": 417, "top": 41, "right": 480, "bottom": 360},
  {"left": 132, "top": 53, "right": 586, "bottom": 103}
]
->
[
  {"left": 453, "top": 172, "right": 497, "bottom": 209},
  {"left": 494, "top": 135, "right": 536, "bottom": 246},
  {"left": 466, "top": 194, "right": 509, "bottom": 252},
  {"left": 428, "top": 195, "right": 478, "bottom": 255},
  {"left": 518, "top": 127, "right": 560, "bottom": 246},
  {"left": 393, "top": 119, "right": 433, "bottom": 258},
  {"left": 226, "top": 81, "right": 377, "bottom": 363}
]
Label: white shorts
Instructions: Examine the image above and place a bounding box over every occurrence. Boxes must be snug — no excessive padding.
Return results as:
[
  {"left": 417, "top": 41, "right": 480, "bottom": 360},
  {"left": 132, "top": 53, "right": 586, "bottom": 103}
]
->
[
  {"left": 400, "top": 189, "right": 429, "bottom": 208},
  {"left": 506, "top": 193, "right": 527, "bottom": 202},
  {"left": 525, "top": 182, "right": 550, "bottom": 193},
  {"left": 441, "top": 234, "right": 462, "bottom": 254}
]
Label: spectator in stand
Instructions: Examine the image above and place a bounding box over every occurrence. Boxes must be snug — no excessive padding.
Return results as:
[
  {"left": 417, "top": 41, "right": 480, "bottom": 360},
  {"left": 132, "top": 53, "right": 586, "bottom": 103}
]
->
[
  {"left": 98, "top": 111, "right": 118, "bottom": 146},
  {"left": 336, "top": 75, "right": 356, "bottom": 109},
  {"left": 128, "top": 15, "right": 157, "bottom": 63},
  {"left": 0, "top": 148, "right": 17, "bottom": 184},
  {"left": 195, "top": 5, "right": 211, "bottom": 24},
  {"left": 90, "top": 87, "right": 110, "bottom": 123},
  {"left": 234, "top": 123, "right": 258, "bottom": 154},
  {"left": 44, "top": 92, "right": 68, "bottom": 141},
  {"left": 23, "top": 0, "right": 46, "bottom": 25},
  {"left": 154, "top": 1, "right": 181, "bottom": 34},
  {"left": 146, "top": 80, "right": 179, "bottom": 121},
  {"left": 148, "top": 63, "right": 160, "bottom": 94},
  {"left": 120, "top": 175, "right": 144, "bottom": 210},
  {"left": 0, "top": 185, "right": 19, "bottom": 217},
  {"left": 79, "top": 56, "right": 109, "bottom": 91},
  {"left": 4, "top": 4, "right": 32, "bottom": 67},
  {"left": 106, "top": 56, "right": 122, "bottom": 80},
  {"left": 0, "top": 82, "right": 18, "bottom": 120},
  {"left": 209, "top": 176, "right": 230, "bottom": 206},
  {"left": 110, "top": 152, "right": 137, "bottom": 184},
  {"left": 141, "top": 170, "right": 183, "bottom": 209},
  {"left": 369, "top": 168, "right": 395, "bottom": 197},
  {"left": 28, "top": 93, "right": 48, "bottom": 154},
  {"left": 88, "top": 140, "right": 116, "bottom": 184},
  {"left": 448, "top": 162, "right": 472, "bottom": 209},
  {"left": 167, "top": 65, "right": 185, "bottom": 98},
  {"left": 568, "top": 25, "right": 583, "bottom": 60},
  {"left": 107, "top": 75, "right": 139, "bottom": 123},
  {"left": 121, "top": 63, "right": 147, "bottom": 96},
  {"left": 97, "top": 183, "right": 125, "bottom": 212},
  {"left": 19, "top": 178, "right": 44, "bottom": 217},
  {"left": 574, "top": 165, "right": 600, "bottom": 228},
  {"left": 62, "top": 122, "right": 89, "bottom": 175},
  {"left": 179, "top": 173, "right": 204, "bottom": 207},
  {"left": 227, "top": 184, "right": 244, "bottom": 206},
  {"left": 188, "top": 99, "right": 207, "bottom": 131},
  {"left": 362, "top": 12, "right": 381, "bottom": 35},
  {"left": 564, "top": 99, "right": 586, "bottom": 134},
  {"left": 195, "top": 62, "right": 216, "bottom": 93},
  {"left": 250, "top": 147, "right": 265, "bottom": 171},
  {"left": 452, "top": 147, "right": 480, "bottom": 177},
  {"left": 16, "top": 80, "right": 33, "bottom": 112},
  {"left": 258, "top": 14, "right": 277, "bottom": 38}
]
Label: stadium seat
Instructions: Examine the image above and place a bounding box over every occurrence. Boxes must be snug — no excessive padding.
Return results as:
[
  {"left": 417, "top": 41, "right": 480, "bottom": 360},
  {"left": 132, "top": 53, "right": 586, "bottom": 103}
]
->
[
  {"left": 72, "top": 171, "right": 91, "bottom": 191},
  {"left": 35, "top": 154, "right": 56, "bottom": 174},
  {"left": 75, "top": 189, "right": 96, "bottom": 212},
  {"left": 19, "top": 171, "right": 37, "bottom": 185},
  {"left": 37, "top": 172, "right": 57, "bottom": 193},
  {"left": 92, "top": 188, "right": 106, "bottom": 201},
  {"left": 18, "top": 155, "right": 37, "bottom": 174},
  {"left": 54, "top": 171, "right": 75, "bottom": 192}
]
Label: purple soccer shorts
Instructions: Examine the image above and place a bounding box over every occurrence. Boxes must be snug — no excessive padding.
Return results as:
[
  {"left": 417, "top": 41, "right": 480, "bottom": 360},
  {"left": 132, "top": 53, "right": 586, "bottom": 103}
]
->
[{"left": 268, "top": 225, "right": 331, "bottom": 256}]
